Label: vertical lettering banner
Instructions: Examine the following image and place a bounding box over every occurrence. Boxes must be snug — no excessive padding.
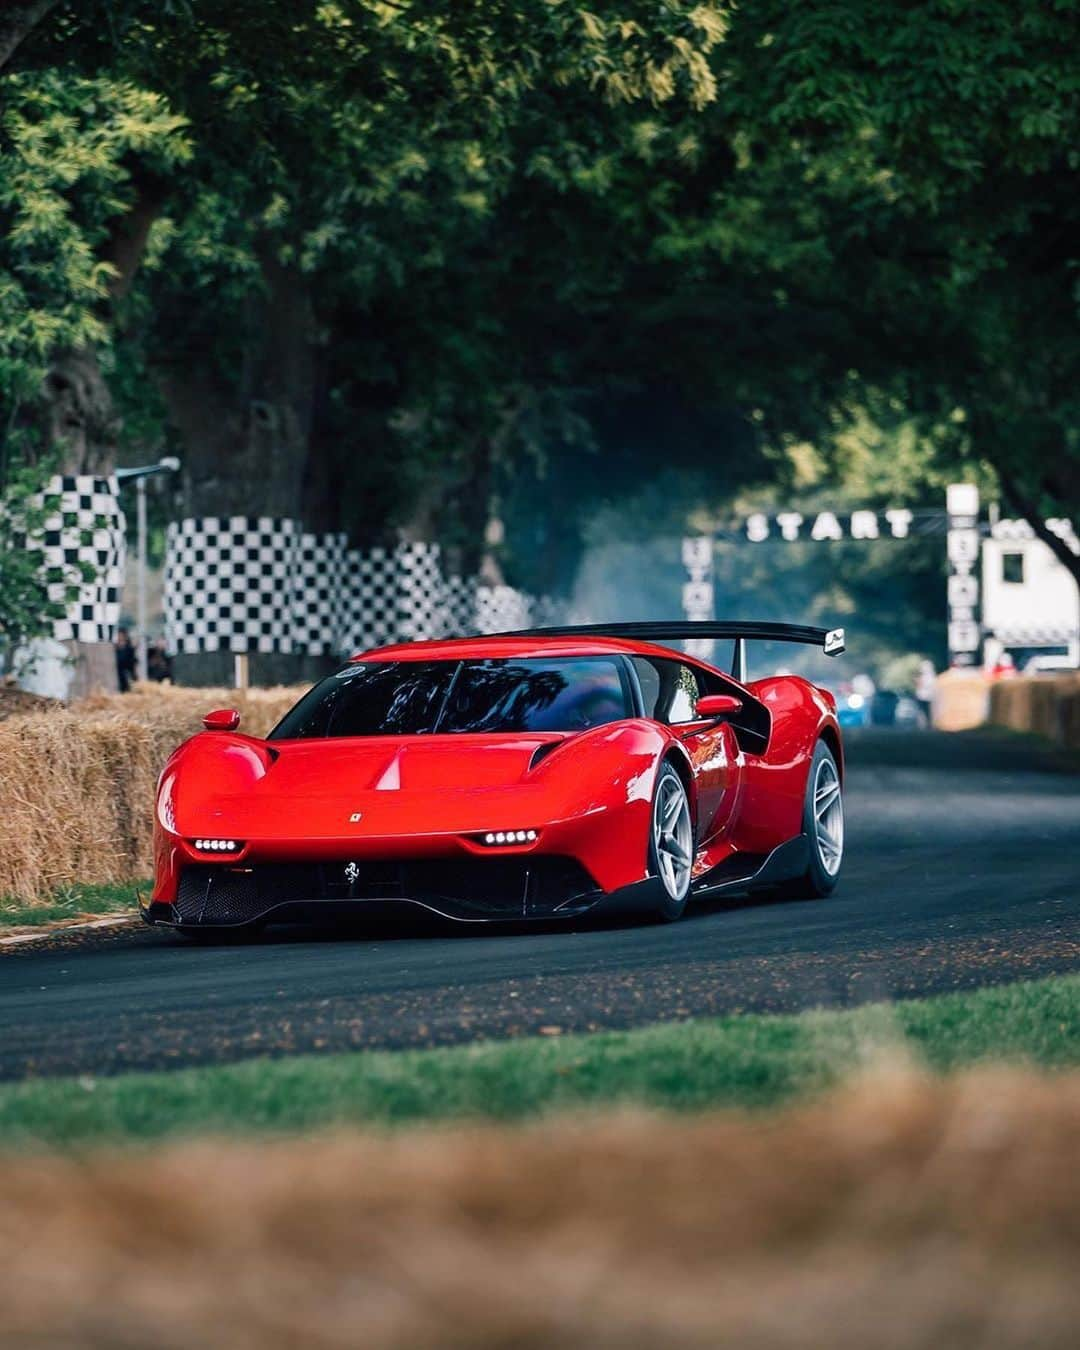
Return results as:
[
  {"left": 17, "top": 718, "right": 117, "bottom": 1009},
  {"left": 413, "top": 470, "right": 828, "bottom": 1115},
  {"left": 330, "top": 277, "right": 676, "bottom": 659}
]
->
[
  {"left": 946, "top": 484, "right": 981, "bottom": 666},
  {"left": 681, "top": 535, "right": 715, "bottom": 659}
]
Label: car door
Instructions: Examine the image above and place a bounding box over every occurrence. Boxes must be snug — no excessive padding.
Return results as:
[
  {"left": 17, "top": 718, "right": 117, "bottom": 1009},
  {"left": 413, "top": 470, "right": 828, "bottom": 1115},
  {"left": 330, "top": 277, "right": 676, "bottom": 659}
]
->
[{"left": 632, "top": 657, "right": 740, "bottom": 850}]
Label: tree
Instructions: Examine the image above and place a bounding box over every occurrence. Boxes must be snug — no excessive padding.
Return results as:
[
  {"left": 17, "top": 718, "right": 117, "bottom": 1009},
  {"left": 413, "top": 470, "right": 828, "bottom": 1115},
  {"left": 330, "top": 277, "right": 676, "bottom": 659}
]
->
[
  {"left": 696, "top": 0, "right": 1080, "bottom": 585},
  {"left": 7, "top": 0, "right": 1079, "bottom": 688},
  {"left": 8, "top": 0, "right": 740, "bottom": 679},
  {"left": 0, "top": 2, "right": 57, "bottom": 72},
  {"left": 0, "top": 34, "right": 190, "bottom": 688}
]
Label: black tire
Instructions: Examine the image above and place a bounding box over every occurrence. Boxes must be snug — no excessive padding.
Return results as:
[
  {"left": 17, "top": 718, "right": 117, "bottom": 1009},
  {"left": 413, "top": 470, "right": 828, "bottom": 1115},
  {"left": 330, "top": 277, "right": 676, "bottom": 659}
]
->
[
  {"left": 778, "top": 740, "right": 843, "bottom": 899},
  {"left": 646, "top": 762, "right": 694, "bottom": 922}
]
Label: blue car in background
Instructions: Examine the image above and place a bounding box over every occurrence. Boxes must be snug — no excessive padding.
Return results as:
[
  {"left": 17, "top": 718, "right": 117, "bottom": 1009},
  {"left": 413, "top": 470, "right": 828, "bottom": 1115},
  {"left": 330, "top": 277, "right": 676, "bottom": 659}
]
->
[
  {"left": 836, "top": 691, "right": 870, "bottom": 728},
  {"left": 833, "top": 687, "right": 928, "bottom": 729}
]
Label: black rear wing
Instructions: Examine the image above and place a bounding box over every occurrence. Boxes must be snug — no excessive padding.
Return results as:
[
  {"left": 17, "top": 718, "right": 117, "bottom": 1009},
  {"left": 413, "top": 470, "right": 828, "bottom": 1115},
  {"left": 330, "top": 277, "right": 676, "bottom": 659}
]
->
[{"left": 497, "top": 621, "right": 845, "bottom": 682}]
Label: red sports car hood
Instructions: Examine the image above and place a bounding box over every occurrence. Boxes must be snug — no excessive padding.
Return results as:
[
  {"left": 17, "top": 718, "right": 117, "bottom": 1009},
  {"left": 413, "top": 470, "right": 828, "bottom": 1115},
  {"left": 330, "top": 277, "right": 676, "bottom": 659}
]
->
[
  {"left": 163, "top": 730, "right": 612, "bottom": 840},
  {"left": 265, "top": 733, "right": 568, "bottom": 793}
]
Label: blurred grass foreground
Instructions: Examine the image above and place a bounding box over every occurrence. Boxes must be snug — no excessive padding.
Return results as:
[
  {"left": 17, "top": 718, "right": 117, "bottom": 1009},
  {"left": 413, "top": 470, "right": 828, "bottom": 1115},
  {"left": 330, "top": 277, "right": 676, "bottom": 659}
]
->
[
  {"left": 1, "top": 974, "right": 1076, "bottom": 1145},
  {"left": 1, "top": 984, "right": 1079, "bottom": 1348}
]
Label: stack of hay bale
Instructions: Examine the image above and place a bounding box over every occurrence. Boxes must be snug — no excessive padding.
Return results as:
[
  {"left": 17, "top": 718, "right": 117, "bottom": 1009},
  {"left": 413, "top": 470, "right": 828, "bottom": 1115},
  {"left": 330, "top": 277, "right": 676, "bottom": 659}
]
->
[{"left": 0, "top": 684, "right": 303, "bottom": 905}]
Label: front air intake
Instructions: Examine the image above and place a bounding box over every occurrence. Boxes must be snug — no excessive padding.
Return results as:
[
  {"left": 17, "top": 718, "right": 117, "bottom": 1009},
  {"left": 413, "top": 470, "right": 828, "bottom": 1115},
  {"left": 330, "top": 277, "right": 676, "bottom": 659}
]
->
[{"left": 175, "top": 856, "right": 600, "bottom": 925}]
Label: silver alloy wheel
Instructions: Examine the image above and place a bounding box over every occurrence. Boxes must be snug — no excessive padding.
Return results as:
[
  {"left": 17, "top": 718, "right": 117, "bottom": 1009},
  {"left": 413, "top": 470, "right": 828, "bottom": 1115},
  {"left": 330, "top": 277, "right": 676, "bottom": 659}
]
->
[
  {"left": 653, "top": 771, "right": 693, "bottom": 901},
  {"left": 813, "top": 754, "right": 844, "bottom": 876}
]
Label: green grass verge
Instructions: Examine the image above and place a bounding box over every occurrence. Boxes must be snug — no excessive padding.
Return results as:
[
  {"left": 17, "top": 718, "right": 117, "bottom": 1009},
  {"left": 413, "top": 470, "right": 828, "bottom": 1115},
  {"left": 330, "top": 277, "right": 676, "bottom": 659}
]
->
[
  {"left": 1, "top": 974, "right": 1077, "bottom": 1149},
  {"left": 0, "top": 880, "right": 145, "bottom": 929}
]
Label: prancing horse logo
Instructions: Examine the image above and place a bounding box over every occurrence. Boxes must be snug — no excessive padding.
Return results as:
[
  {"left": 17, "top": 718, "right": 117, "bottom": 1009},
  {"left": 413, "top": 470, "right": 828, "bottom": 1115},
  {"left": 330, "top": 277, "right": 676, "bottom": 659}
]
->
[{"left": 344, "top": 862, "right": 360, "bottom": 884}]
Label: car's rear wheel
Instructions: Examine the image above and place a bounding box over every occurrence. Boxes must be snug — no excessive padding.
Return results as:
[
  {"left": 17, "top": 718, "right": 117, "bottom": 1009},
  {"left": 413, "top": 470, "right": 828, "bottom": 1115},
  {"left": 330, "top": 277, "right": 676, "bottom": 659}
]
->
[{"left": 647, "top": 763, "right": 694, "bottom": 921}]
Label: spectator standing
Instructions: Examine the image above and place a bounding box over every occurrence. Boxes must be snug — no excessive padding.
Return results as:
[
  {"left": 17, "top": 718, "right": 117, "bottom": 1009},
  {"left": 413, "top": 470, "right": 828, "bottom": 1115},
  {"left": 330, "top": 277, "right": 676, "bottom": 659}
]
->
[
  {"left": 147, "top": 641, "right": 174, "bottom": 683},
  {"left": 115, "top": 628, "right": 137, "bottom": 693},
  {"left": 915, "top": 658, "right": 936, "bottom": 724}
]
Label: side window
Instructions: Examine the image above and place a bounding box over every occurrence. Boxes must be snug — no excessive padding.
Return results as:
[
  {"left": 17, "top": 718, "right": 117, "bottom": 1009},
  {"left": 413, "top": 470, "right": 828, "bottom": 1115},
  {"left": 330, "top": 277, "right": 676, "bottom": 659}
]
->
[
  {"left": 632, "top": 657, "right": 702, "bottom": 724},
  {"left": 631, "top": 656, "right": 662, "bottom": 718},
  {"left": 667, "top": 664, "right": 701, "bottom": 723}
]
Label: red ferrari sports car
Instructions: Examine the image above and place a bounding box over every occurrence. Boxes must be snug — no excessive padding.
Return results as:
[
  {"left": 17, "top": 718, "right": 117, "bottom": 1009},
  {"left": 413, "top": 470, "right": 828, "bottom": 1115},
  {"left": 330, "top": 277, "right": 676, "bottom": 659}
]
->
[{"left": 142, "top": 622, "right": 845, "bottom": 933}]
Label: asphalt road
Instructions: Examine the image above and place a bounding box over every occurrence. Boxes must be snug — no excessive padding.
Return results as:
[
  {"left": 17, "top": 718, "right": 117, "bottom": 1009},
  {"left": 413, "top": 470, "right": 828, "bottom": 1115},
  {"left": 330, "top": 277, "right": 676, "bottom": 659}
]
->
[{"left": 2, "top": 729, "right": 1078, "bottom": 1081}]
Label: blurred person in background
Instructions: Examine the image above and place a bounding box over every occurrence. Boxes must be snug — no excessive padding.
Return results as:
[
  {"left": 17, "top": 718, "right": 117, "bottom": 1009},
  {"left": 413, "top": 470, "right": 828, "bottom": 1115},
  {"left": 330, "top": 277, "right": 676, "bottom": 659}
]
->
[
  {"left": 147, "top": 641, "right": 173, "bottom": 684},
  {"left": 915, "top": 658, "right": 936, "bottom": 724},
  {"left": 114, "top": 628, "right": 136, "bottom": 693}
]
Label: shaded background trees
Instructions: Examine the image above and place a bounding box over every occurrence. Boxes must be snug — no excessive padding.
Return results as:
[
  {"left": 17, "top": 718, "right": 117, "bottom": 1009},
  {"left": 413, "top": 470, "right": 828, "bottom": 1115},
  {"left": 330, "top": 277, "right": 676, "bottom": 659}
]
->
[{"left": 2, "top": 0, "right": 1078, "bottom": 682}]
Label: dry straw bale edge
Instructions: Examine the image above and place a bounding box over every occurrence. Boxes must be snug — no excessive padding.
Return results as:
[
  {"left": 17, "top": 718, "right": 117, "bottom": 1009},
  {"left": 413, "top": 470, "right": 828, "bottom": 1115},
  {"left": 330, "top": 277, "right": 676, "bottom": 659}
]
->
[{"left": 0, "top": 684, "right": 305, "bottom": 904}]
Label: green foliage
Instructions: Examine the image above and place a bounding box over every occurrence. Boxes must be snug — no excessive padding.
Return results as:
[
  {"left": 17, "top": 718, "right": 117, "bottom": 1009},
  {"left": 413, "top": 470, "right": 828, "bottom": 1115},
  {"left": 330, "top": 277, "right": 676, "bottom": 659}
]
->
[
  {"left": 1, "top": 0, "right": 1077, "bottom": 635},
  {"left": 0, "top": 457, "right": 93, "bottom": 672},
  {"left": 707, "top": 0, "right": 1080, "bottom": 529},
  {"left": 0, "top": 67, "right": 189, "bottom": 415}
]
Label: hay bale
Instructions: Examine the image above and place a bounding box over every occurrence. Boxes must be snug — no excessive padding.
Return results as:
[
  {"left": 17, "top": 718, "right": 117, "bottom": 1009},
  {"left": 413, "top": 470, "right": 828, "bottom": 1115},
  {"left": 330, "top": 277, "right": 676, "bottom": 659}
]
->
[
  {"left": 932, "top": 669, "right": 989, "bottom": 731},
  {"left": 0, "top": 687, "right": 60, "bottom": 723},
  {"left": 988, "top": 674, "right": 1080, "bottom": 749},
  {"left": 1, "top": 1068, "right": 1079, "bottom": 1350},
  {"left": 0, "top": 684, "right": 308, "bottom": 903},
  {"left": 1062, "top": 684, "right": 1080, "bottom": 750},
  {"left": 75, "top": 682, "right": 304, "bottom": 740},
  {"left": 988, "top": 679, "right": 1029, "bottom": 735}
]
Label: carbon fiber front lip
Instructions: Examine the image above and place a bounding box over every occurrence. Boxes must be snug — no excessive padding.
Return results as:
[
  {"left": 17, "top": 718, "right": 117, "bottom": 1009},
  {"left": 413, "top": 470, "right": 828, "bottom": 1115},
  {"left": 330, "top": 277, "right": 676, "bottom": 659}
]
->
[
  {"left": 141, "top": 892, "right": 607, "bottom": 929},
  {"left": 142, "top": 836, "right": 811, "bottom": 930}
]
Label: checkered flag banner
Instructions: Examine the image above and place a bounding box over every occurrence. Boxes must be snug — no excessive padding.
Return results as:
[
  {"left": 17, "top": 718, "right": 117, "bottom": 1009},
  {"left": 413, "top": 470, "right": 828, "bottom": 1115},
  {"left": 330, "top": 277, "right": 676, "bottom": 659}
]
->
[
  {"left": 340, "top": 545, "right": 416, "bottom": 652},
  {"left": 986, "top": 624, "right": 1080, "bottom": 645},
  {"left": 475, "top": 584, "right": 534, "bottom": 634},
  {"left": 164, "top": 518, "right": 552, "bottom": 656},
  {"left": 27, "top": 474, "right": 126, "bottom": 644},
  {"left": 294, "top": 531, "right": 348, "bottom": 654},
  {"left": 165, "top": 517, "right": 306, "bottom": 654}
]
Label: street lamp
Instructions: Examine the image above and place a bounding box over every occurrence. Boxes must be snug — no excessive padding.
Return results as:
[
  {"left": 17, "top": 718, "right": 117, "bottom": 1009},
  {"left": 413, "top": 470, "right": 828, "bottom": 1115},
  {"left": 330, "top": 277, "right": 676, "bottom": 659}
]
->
[{"left": 116, "top": 457, "right": 181, "bottom": 681}]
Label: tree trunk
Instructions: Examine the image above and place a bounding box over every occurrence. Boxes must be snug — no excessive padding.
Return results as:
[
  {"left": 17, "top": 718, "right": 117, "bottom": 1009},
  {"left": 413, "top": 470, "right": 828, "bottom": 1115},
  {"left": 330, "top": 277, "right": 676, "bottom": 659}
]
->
[
  {"left": 63, "top": 638, "right": 117, "bottom": 699},
  {"left": 970, "top": 406, "right": 1080, "bottom": 594},
  {"left": 20, "top": 182, "right": 171, "bottom": 698},
  {"left": 0, "top": 0, "right": 58, "bottom": 71},
  {"left": 164, "top": 259, "right": 316, "bottom": 519},
  {"left": 158, "top": 258, "right": 332, "bottom": 687},
  {"left": 40, "top": 348, "right": 120, "bottom": 476}
]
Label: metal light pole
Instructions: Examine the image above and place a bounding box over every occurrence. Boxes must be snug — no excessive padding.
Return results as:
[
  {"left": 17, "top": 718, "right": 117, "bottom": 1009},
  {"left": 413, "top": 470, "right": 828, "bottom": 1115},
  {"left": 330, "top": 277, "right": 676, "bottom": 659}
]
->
[{"left": 116, "top": 457, "right": 181, "bottom": 681}]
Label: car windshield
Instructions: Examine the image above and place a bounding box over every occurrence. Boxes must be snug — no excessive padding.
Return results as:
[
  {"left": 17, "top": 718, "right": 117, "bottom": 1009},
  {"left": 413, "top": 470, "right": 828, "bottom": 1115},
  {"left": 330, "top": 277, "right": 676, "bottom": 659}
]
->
[{"left": 267, "top": 657, "right": 631, "bottom": 739}]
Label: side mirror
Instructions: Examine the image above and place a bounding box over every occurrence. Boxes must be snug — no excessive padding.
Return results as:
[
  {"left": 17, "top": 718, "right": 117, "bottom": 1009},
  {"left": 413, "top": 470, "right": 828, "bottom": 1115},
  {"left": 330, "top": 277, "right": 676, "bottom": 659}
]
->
[
  {"left": 203, "top": 708, "right": 241, "bottom": 732},
  {"left": 694, "top": 693, "right": 742, "bottom": 720}
]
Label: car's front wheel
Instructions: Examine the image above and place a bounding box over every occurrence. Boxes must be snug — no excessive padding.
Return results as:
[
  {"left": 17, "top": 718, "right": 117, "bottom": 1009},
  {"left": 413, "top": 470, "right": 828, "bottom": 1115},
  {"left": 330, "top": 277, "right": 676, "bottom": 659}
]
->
[
  {"left": 647, "top": 763, "right": 694, "bottom": 921},
  {"left": 777, "top": 740, "right": 844, "bottom": 899}
]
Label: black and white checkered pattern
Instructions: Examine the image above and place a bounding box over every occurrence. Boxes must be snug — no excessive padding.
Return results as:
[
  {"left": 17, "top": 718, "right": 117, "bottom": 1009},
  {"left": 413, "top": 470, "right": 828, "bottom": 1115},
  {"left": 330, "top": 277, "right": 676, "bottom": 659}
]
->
[
  {"left": 165, "top": 517, "right": 299, "bottom": 654},
  {"left": 164, "top": 518, "right": 556, "bottom": 656},
  {"left": 293, "top": 532, "right": 348, "bottom": 655},
  {"left": 396, "top": 542, "right": 450, "bottom": 641},
  {"left": 341, "top": 547, "right": 406, "bottom": 652},
  {"left": 443, "top": 574, "right": 479, "bottom": 635},
  {"left": 475, "top": 584, "right": 533, "bottom": 634},
  {"left": 35, "top": 475, "right": 125, "bottom": 644},
  {"left": 991, "top": 517, "right": 1080, "bottom": 553},
  {"left": 986, "top": 625, "right": 1080, "bottom": 645}
]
